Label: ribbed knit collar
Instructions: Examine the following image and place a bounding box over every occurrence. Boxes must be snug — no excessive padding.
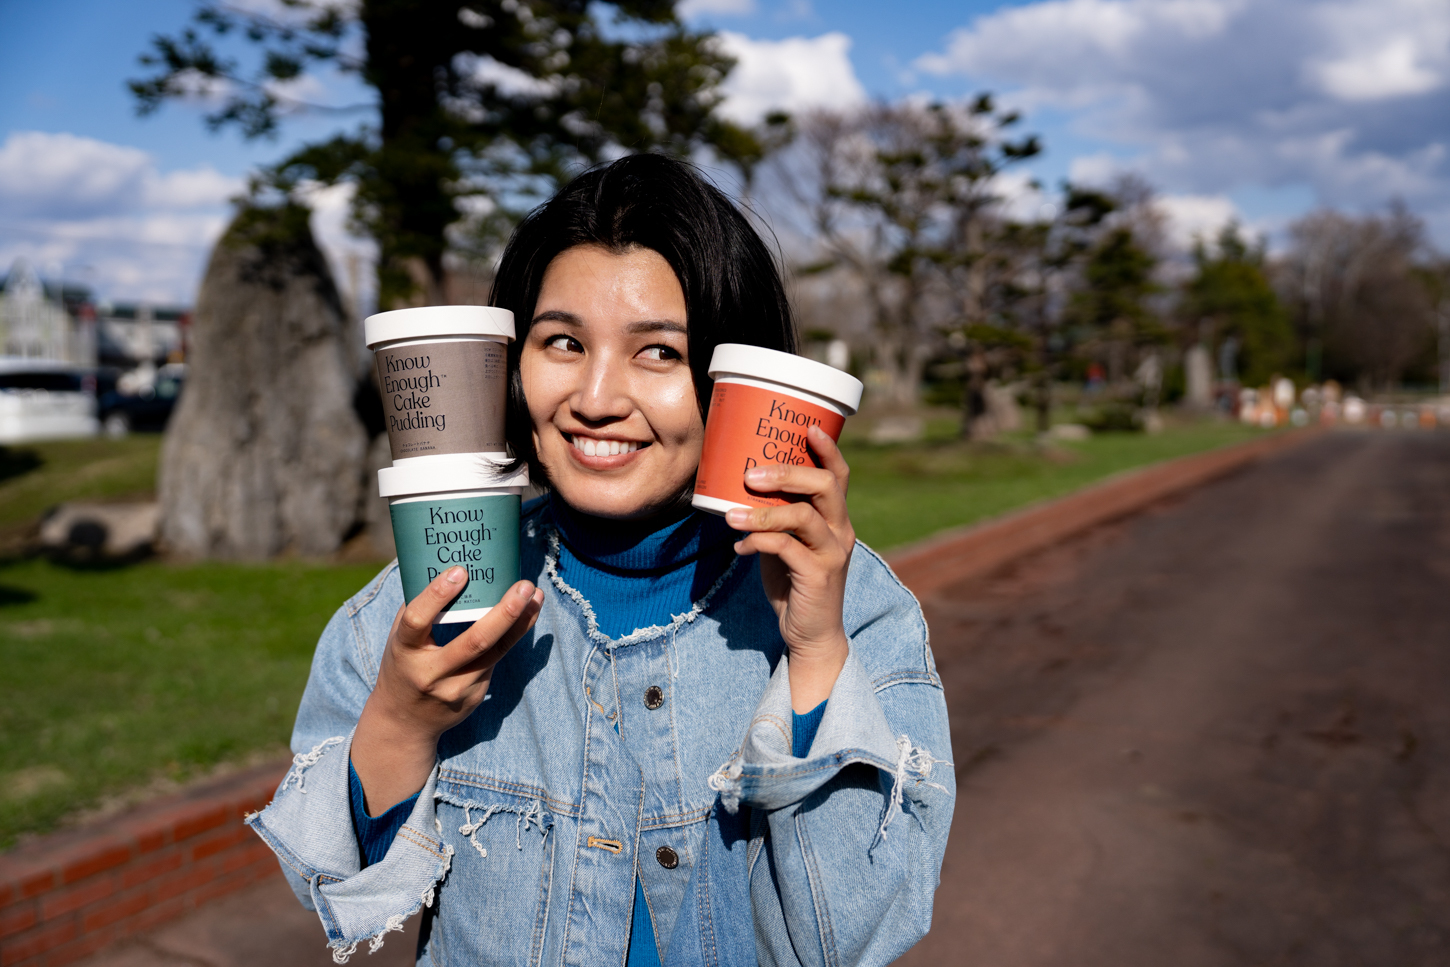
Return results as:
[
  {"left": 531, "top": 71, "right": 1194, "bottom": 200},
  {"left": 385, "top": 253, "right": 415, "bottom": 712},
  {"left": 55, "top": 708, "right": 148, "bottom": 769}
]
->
[{"left": 549, "top": 496, "right": 738, "bottom": 577}]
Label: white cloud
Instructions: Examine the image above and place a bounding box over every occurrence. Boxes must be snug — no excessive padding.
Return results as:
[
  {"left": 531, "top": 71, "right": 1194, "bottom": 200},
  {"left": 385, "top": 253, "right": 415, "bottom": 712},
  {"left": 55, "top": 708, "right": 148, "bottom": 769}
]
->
[
  {"left": 1307, "top": 0, "right": 1449, "bottom": 102},
  {"left": 0, "top": 132, "right": 238, "bottom": 219},
  {"left": 0, "top": 133, "right": 153, "bottom": 219},
  {"left": 916, "top": 0, "right": 1240, "bottom": 88},
  {"left": 298, "top": 180, "right": 377, "bottom": 318},
  {"left": 678, "top": 0, "right": 756, "bottom": 16},
  {"left": 455, "top": 53, "right": 560, "bottom": 100},
  {"left": 146, "top": 167, "right": 242, "bottom": 210},
  {"left": 1154, "top": 193, "right": 1243, "bottom": 249},
  {"left": 0, "top": 131, "right": 243, "bottom": 303},
  {"left": 0, "top": 132, "right": 375, "bottom": 308},
  {"left": 1068, "top": 154, "right": 1248, "bottom": 249},
  {"left": 914, "top": 0, "right": 1450, "bottom": 240},
  {"left": 714, "top": 32, "right": 866, "bottom": 125}
]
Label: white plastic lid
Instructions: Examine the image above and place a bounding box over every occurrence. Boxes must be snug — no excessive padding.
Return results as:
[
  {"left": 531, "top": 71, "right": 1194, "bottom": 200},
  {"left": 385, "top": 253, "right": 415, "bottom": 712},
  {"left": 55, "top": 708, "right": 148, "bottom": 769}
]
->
[
  {"left": 378, "top": 453, "right": 530, "bottom": 498},
  {"left": 365, "top": 305, "right": 515, "bottom": 348},
  {"left": 707, "top": 344, "right": 863, "bottom": 415}
]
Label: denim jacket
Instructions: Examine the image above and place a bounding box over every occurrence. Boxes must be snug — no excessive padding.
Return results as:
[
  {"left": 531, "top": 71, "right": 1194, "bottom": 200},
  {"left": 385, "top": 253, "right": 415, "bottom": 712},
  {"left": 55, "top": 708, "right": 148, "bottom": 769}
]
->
[{"left": 247, "top": 500, "right": 954, "bottom": 966}]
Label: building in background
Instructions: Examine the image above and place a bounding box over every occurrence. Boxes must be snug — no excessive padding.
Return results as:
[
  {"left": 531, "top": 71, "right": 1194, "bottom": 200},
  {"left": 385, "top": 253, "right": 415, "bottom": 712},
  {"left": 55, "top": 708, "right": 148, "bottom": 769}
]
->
[
  {"left": 94, "top": 301, "right": 189, "bottom": 368},
  {"left": 0, "top": 260, "right": 96, "bottom": 365},
  {"left": 0, "top": 259, "right": 192, "bottom": 440}
]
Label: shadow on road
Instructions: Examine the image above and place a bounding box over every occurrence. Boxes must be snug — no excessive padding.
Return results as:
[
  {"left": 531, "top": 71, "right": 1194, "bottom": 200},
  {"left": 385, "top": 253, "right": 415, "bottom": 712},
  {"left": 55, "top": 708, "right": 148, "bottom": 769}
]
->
[{"left": 903, "top": 431, "right": 1450, "bottom": 967}]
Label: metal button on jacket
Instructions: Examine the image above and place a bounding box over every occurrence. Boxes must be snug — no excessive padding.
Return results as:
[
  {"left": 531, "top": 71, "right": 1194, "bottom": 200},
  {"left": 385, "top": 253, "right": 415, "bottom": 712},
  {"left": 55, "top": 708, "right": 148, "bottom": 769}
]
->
[
  {"left": 656, "top": 846, "right": 679, "bottom": 869},
  {"left": 643, "top": 685, "right": 664, "bottom": 710}
]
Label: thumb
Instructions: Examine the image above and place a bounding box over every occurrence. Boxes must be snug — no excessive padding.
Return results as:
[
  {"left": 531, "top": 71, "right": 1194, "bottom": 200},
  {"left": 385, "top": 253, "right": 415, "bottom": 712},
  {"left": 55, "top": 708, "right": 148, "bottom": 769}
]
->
[{"left": 396, "top": 566, "right": 469, "bottom": 648}]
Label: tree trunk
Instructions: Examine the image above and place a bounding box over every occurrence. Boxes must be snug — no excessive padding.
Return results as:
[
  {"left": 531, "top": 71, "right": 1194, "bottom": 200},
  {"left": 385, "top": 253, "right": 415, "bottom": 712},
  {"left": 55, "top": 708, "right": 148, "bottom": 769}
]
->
[
  {"left": 159, "top": 203, "right": 369, "bottom": 559},
  {"left": 962, "top": 349, "right": 989, "bottom": 439},
  {"left": 1034, "top": 368, "right": 1051, "bottom": 434},
  {"left": 898, "top": 341, "right": 930, "bottom": 408}
]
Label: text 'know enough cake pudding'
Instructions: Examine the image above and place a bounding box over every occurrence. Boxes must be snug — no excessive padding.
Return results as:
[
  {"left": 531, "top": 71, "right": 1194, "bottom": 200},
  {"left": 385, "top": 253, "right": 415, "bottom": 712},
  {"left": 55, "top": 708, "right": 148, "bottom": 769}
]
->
[
  {"left": 365, "top": 305, "right": 514, "bottom": 462},
  {"left": 380, "top": 453, "right": 529, "bottom": 624},
  {"left": 692, "top": 343, "right": 863, "bottom": 515}
]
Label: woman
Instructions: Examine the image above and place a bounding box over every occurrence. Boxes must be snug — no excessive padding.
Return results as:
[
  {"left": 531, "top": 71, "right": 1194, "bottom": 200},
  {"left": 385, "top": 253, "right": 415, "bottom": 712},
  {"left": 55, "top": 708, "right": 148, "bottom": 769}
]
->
[{"left": 248, "top": 154, "right": 953, "bottom": 967}]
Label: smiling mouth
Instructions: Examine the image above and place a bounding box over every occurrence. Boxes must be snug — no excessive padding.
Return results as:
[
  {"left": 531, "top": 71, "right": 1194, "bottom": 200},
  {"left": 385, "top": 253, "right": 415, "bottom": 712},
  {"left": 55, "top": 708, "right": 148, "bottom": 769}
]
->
[{"left": 565, "top": 433, "right": 648, "bottom": 457}]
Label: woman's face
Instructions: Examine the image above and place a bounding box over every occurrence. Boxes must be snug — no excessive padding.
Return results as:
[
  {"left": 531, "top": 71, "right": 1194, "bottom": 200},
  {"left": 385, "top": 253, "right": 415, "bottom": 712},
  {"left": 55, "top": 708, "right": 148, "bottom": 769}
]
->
[{"left": 520, "top": 244, "right": 704, "bottom": 520}]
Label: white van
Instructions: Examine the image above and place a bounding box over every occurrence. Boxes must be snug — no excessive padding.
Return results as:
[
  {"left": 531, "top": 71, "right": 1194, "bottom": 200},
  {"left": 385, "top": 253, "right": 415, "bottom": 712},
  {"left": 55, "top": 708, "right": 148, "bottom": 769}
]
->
[{"left": 0, "top": 357, "right": 100, "bottom": 443}]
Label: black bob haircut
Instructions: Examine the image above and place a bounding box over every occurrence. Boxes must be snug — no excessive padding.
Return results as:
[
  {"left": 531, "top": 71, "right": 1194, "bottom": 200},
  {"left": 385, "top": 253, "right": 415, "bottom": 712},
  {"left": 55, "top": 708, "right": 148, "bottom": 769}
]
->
[{"left": 489, "top": 153, "right": 798, "bottom": 484}]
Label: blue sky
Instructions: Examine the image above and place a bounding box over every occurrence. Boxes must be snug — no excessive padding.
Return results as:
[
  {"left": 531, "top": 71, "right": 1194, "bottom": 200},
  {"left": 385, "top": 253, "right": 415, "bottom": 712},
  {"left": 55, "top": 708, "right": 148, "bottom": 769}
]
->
[{"left": 1, "top": 0, "right": 1446, "bottom": 304}]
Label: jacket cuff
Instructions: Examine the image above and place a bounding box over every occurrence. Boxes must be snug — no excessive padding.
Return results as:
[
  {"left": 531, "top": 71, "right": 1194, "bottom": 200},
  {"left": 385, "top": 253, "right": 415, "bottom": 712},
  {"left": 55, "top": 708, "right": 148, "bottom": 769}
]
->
[
  {"left": 245, "top": 732, "right": 452, "bottom": 963},
  {"left": 708, "top": 645, "right": 906, "bottom": 813}
]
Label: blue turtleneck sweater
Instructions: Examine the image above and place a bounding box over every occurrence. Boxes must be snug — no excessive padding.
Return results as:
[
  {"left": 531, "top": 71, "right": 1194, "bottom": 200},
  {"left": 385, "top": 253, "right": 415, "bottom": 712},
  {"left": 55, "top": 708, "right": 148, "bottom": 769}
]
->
[{"left": 349, "top": 498, "right": 826, "bottom": 966}]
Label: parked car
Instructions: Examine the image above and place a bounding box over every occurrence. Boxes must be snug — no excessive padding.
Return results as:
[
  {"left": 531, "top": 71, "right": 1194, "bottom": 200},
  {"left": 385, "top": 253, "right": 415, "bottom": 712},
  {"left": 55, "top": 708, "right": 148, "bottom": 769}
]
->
[
  {"left": 0, "top": 357, "right": 100, "bottom": 443},
  {"left": 98, "top": 362, "right": 186, "bottom": 437}
]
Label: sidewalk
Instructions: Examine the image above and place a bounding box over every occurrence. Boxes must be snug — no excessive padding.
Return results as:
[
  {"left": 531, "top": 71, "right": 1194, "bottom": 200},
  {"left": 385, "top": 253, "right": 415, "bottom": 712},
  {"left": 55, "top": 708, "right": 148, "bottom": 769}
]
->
[{"left": 74, "top": 872, "right": 417, "bottom": 967}]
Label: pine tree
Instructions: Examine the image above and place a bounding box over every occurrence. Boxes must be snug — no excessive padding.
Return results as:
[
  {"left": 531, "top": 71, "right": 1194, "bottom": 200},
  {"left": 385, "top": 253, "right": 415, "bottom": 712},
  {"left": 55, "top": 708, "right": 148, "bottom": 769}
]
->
[
  {"left": 132, "top": 0, "right": 754, "bottom": 307},
  {"left": 1183, "top": 223, "right": 1293, "bottom": 386}
]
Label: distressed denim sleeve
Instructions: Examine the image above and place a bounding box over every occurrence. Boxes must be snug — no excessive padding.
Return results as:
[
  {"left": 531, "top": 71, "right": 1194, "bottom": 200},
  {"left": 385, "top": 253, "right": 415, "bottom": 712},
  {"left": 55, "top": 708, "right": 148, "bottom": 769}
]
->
[
  {"left": 244, "top": 570, "right": 454, "bottom": 964},
  {"left": 713, "top": 651, "right": 952, "bottom": 967},
  {"left": 709, "top": 550, "right": 954, "bottom": 967}
]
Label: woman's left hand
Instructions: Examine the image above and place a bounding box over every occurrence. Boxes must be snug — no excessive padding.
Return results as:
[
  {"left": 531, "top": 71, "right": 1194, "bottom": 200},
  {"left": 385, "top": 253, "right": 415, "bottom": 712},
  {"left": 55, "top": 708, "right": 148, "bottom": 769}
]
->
[{"left": 727, "top": 424, "right": 855, "bottom": 713}]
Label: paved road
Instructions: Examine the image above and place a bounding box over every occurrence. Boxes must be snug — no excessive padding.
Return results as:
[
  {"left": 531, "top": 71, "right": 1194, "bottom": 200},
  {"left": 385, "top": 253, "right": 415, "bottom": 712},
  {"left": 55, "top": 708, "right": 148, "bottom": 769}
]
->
[
  {"left": 902, "top": 430, "right": 1450, "bottom": 967},
  {"left": 77, "top": 873, "right": 417, "bottom": 967},
  {"left": 79, "top": 430, "right": 1450, "bottom": 966}
]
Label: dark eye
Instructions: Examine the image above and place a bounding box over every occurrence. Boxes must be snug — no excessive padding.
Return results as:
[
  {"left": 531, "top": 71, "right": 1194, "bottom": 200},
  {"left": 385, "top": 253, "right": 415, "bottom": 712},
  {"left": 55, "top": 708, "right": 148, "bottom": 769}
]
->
[
  {"left": 638, "top": 345, "right": 682, "bottom": 362},
  {"left": 545, "top": 334, "right": 583, "bottom": 353}
]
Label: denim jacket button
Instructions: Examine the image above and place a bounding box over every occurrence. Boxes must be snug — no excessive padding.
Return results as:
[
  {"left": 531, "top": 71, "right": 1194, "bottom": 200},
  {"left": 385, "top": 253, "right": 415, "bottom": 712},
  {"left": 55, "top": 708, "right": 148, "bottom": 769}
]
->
[
  {"left": 656, "top": 845, "right": 679, "bottom": 869},
  {"left": 643, "top": 685, "right": 664, "bottom": 710}
]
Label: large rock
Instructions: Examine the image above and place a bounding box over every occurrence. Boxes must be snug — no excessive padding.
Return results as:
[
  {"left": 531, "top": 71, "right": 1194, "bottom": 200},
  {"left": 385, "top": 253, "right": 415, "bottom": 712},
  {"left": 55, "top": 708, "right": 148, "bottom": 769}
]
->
[{"left": 159, "top": 203, "right": 367, "bottom": 559}]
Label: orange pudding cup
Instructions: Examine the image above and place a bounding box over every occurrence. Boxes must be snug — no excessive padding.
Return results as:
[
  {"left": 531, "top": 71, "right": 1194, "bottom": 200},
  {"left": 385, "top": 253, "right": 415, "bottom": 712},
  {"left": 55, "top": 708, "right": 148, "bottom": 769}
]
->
[{"left": 693, "top": 344, "right": 863, "bottom": 515}]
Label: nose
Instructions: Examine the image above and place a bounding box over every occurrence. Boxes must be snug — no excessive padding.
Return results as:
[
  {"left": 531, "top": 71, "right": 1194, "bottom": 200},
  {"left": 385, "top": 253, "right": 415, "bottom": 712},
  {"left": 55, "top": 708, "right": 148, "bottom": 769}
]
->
[{"left": 571, "top": 350, "right": 633, "bottom": 424}]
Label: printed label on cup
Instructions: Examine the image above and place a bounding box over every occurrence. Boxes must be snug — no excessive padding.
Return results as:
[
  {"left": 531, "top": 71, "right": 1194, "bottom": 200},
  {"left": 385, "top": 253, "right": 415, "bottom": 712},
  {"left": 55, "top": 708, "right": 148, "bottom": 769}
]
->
[
  {"left": 694, "top": 381, "right": 846, "bottom": 508},
  {"left": 391, "top": 494, "right": 520, "bottom": 621},
  {"left": 375, "top": 340, "right": 506, "bottom": 459}
]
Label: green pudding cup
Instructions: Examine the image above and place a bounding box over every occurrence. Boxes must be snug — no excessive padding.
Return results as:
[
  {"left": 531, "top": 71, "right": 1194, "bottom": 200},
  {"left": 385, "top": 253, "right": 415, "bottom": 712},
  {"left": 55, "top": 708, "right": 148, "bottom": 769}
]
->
[{"left": 379, "top": 454, "right": 529, "bottom": 624}]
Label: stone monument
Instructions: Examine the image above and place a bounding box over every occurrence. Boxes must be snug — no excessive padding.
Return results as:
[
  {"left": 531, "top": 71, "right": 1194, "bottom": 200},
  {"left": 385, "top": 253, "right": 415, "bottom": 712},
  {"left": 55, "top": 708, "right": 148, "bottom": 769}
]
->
[{"left": 159, "top": 203, "right": 368, "bottom": 559}]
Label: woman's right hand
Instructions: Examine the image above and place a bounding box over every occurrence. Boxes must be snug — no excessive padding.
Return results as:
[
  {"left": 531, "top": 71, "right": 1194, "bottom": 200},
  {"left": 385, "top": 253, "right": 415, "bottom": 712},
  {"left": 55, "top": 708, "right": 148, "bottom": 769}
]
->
[{"left": 350, "top": 567, "right": 545, "bottom": 815}]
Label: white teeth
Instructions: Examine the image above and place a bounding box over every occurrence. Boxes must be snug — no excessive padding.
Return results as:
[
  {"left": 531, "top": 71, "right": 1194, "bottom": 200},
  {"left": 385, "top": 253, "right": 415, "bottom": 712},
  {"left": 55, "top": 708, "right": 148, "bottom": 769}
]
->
[{"left": 570, "top": 436, "right": 642, "bottom": 456}]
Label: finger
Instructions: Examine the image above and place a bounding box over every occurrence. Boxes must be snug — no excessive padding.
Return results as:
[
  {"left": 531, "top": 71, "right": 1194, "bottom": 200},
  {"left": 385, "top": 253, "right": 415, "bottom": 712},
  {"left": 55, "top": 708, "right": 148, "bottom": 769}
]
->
[
  {"left": 743, "top": 463, "right": 837, "bottom": 497},
  {"left": 806, "top": 425, "right": 851, "bottom": 497},
  {"left": 726, "top": 502, "right": 840, "bottom": 555},
  {"left": 734, "top": 529, "right": 826, "bottom": 575},
  {"left": 439, "top": 581, "right": 543, "bottom": 671},
  {"left": 397, "top": 566, "right": 470, "bottom": 648},
  {"left": 743, "top": 463, "right": 849, "bottom": 529}
]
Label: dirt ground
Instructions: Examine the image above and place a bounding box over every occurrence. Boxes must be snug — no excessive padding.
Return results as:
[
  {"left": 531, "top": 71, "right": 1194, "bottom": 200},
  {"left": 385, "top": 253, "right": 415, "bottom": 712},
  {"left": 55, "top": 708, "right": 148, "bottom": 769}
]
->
[
  {"left": 78, "top": 430, "right": 1450, "bottom": 966},
  {"left": 902, "top": 430, "right": 1450, "bottom": 967}
]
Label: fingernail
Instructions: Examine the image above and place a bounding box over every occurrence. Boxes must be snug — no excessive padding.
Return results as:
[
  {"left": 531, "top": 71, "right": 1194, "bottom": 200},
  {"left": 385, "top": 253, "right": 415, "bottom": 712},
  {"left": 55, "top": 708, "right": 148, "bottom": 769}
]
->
[
  {"left": 445, "top": 567, "right": 467, "bottom": 584},
  {"left": 745, "top": 467, "right": 768, "bottom": 483},
  {"left": 516, "top": 582, "right": 535, "bottom": 598},
  {"left": 726, "top": 508, "right": 749, "bottom": 526}
]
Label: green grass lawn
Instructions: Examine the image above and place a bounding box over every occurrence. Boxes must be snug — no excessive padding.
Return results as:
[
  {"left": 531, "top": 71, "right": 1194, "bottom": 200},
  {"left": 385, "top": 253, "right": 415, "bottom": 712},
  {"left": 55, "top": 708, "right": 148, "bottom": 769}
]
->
[
  {"left": 0, "top": 558, "right": 383, "bottom": 848},
  {"left": 0, "top": 417, "right": 1270, "bottom": 847},
  {"left": 0, "top": 436, "right": 163, "bottom": 544},
  {"left": 843, "top": 417, "right": 1269, "bottom": 551}
]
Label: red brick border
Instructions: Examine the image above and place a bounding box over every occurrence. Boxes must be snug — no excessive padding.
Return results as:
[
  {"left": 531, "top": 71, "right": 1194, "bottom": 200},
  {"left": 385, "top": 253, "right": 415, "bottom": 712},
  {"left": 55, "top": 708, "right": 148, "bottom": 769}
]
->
[
  {"left": 0, "top": 761, "right": 289, "bottom": 967},
  {"left": 886, "top": 428, "right": 1321, "bottom": 599}
]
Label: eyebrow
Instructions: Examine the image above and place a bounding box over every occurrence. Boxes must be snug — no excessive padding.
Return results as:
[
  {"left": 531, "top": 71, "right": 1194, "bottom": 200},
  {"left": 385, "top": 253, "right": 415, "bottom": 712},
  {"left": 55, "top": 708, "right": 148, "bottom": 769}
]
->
[
  {"left": 532, "top": 309, "right": 581, "bottom": 326},
  {"left": 626, "top": 320, "right": 688, "bottom": 336},
  {"left": 531, "top": 310, "right": 687, "bottom": 337}
]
